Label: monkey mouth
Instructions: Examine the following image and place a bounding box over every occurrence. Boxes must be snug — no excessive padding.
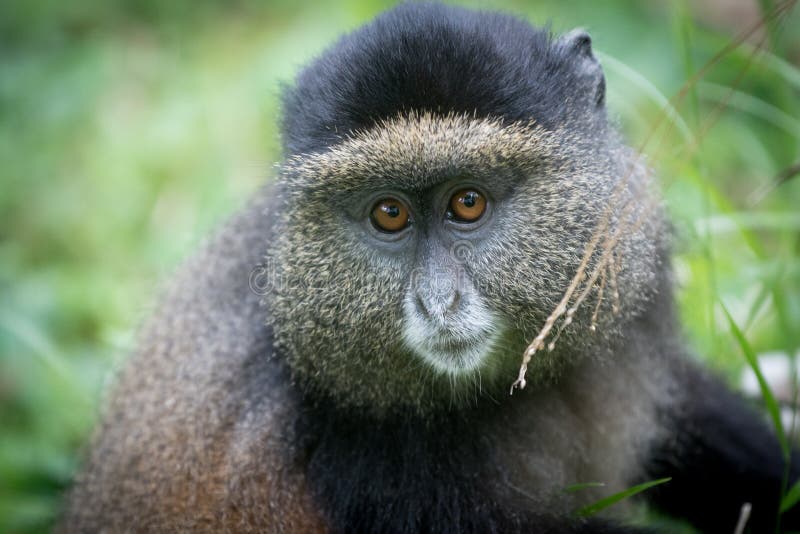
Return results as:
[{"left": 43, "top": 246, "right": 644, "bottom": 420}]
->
[
  {"left": 403, "top": 324, "right": 502, "bottom": 375},
  {"left": 428, "top": 336, "right": 476, "bottom": 354},
  {"left": 426, "top": 337, "right": 487, "bottom": 370}
]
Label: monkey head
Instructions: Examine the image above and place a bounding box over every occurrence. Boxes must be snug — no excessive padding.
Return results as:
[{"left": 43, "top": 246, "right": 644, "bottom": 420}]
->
[{"left": 265, "top": 4, "right": 664, "bottom": 417}]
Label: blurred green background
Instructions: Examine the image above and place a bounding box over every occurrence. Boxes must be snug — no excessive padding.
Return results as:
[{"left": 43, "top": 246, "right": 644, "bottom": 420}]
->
[{"left": 0, "top": 0, "right": 798, "bottom": 531}]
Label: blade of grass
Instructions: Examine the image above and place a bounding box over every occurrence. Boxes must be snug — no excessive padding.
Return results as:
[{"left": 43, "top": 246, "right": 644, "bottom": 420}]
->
[
  {"left": 674, "top": 0, "right": 700, "bottom": 129},
  {"left": 772, "top": 269, "right": 800, "bottom": 353},
  {"left": 749, "top": 162, "right": 800, "bottom": 207},
  {"left": 0, "top": 310, "right": 91, "bottom": 407},
  {"left": 699, "top": 82, "right": 800, "bottom": 138},
  {"left": 763, "top": 51, "right": 800, "bottom": 88},
  {"left": 771, "top": 254, "right": 800, "bottom": 521},
  {"left": 720, "top": 302, "right": 789, "bottom": 459},
  {"left": 744, "top": 282, "right": 772, "bottom": 331},
  {"left": 781, "top": 479, "right": 800, "bottom": 513},
  {"left": 577, "top": 478, "right": 671, "bottom": 517}
]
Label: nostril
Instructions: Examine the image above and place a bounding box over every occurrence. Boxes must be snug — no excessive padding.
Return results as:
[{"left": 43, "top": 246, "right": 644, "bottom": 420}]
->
[
  {"left": 414, "top": 290, "right": 461, "bottom": 319},
  {"left": 446, "top": 290, "right": 461, "bottom": 314},
  {"left": 415, "top": 293, "right": 431, "bottom": 318}
]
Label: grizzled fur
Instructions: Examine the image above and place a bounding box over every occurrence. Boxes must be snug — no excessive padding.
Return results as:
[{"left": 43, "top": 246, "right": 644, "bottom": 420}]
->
[
  {"left": 62, "top": 4, "right": 799, "bottom": 533},
  {"left": 271, "top": 113, "right": 661, "bottom": 415}
]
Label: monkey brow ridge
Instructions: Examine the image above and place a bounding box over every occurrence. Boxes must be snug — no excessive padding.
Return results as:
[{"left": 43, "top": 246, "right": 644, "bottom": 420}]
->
[{"left": 280, "top": 111, "right": 561, "bottom": 192}]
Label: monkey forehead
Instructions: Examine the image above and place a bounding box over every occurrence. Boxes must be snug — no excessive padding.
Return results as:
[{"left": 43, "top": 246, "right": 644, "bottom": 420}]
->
[{"left": 280, "top": 112, "right": 561, "bottom": 194}]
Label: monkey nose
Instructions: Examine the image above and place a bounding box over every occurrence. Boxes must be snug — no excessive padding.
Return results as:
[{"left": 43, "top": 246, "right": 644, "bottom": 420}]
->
[{"left": 414, "top": 290, "right": 461, "bottom": 319}]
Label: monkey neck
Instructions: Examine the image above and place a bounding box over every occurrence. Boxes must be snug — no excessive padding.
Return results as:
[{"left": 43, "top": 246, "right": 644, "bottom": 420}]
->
[{"left": 286, "top": 284, "right": 679, "bottom": 527}]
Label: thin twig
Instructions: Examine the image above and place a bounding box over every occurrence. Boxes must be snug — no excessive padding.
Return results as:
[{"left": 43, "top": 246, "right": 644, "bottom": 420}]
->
[
  {"left": 748, "top": 161, "right": 800, "bottom": 207},
  {"left": 590, "top": 267, "right": 607, "bottom": 332},
  {"left": 509, "top": 186, "right": 624, "bottom": 393}
]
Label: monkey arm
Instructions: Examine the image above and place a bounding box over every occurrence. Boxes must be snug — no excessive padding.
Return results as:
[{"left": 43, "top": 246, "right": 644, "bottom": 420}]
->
[{"left": 642, "top": 362, "right": 800, "bottom": 533}]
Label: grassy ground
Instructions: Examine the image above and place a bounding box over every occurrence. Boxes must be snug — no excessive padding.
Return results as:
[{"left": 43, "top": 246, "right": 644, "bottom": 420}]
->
[{"left": 0, "top": 1, "right": 798, "bottom": 532}]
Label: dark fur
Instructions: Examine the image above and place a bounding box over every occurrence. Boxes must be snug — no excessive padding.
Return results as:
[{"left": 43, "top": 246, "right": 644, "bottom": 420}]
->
[
  {"left": 282, "top": 3, "right": 606, "bottom": 155},
  {"left": 645, "top": 368, "right": 800, "bottom": 533},
  {"left": 62, "top": 4, "right": 799, "bottom": 533},
  {"left": 299, "top": 394, "right": 646, "bottom": 534}
]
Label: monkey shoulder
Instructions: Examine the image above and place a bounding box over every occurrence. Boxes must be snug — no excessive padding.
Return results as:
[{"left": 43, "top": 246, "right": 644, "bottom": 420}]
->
[{"left": 61, "top": 189, "right": 326, "bottom": 532}]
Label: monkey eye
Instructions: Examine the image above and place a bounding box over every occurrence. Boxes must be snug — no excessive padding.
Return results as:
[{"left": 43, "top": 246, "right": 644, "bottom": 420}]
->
[
  {"left": 371, "top": 198, "right": 410, "bottom": 233},
  {"left": 447, "top": 189, "right": 487, "bottom": 223}
]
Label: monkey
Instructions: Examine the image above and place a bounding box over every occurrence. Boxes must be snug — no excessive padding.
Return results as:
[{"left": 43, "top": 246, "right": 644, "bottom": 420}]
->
[{"left": 60, "top": 3, "right": 800, "bottom": 533}]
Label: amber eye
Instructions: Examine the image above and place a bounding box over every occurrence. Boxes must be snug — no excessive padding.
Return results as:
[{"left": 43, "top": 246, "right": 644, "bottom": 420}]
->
[
  {"left": 448, "top": 189, "right": 487, "bottom": 222},
  {"left": 371, "top": 198, "right": 410, "bottom": 233}
]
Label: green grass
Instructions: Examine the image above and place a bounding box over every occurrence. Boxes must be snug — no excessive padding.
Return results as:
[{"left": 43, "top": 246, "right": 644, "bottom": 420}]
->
[{"left": 1, "top": 1, "right": 799, "bottom": 532}]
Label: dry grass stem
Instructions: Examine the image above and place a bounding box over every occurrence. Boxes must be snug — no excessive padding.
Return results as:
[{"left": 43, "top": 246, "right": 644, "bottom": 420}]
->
[
  {"left": 510, "top": 0, "right": 796, "bottom": 393},
  {"left": 558, "top": 202, "right": 636, "bottom": 334},
  {"left": 512, "top": 172, "right": 657, "bottom": 393},
  {"left": 733, "top": 502, "right": 752, "bottom": 534},
  {"left": 510, "top": 182, "right": 628, "bottom": 393},
  {"left": 607, "top": 253, "right": 621, "bottom": 314},
  {"left": 590, "top": 267, "right": 607, "bottom": 331}
]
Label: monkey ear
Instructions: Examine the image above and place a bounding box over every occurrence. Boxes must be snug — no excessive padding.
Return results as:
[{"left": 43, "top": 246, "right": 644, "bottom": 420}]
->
[{"left": 557, "top": 29, "right": 606, "bottom": 108}]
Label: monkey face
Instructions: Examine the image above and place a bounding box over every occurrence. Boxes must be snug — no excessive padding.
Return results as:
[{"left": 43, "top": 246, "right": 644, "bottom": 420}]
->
[
  {"left": 268, "top": 113, "right": 661, "bottom": 415},
  {"left": 387, "top": 183, "right": 503, "bottom": 376}
]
